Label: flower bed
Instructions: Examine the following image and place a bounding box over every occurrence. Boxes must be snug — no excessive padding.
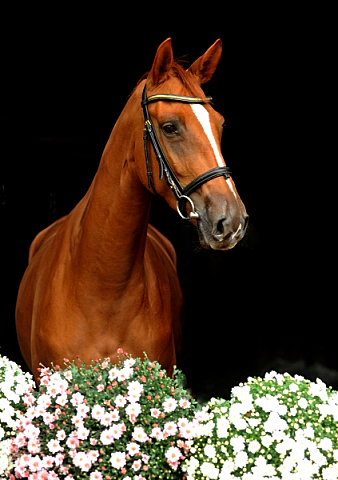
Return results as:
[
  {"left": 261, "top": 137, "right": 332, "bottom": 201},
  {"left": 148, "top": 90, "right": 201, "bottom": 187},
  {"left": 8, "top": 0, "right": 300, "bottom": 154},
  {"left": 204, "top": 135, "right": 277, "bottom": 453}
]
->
[
  {"left": 0, "top": 355, "right": 35, "bottom": 478},
  {"left": 183, "top": 371, "right": 338, "bottom": 479},
  {"left": 11, "top": 350, "right": 198, "bottom": 479},
  {"left": 3, "top": 351, "right": 338, "bottom": 479}
]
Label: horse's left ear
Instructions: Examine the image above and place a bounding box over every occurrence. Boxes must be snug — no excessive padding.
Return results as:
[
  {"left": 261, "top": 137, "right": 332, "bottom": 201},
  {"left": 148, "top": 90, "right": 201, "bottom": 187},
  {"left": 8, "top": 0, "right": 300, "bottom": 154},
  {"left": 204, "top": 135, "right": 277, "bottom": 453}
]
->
[{"left": 188, "top": 39, "right": 222, "bottom": 84}]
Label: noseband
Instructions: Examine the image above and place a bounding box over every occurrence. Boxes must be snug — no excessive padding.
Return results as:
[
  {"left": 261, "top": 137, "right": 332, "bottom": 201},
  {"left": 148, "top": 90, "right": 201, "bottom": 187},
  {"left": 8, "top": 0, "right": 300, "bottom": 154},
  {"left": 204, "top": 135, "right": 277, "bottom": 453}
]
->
[{"left": 141, "top": 85, "right": 232, "bottom": 220}]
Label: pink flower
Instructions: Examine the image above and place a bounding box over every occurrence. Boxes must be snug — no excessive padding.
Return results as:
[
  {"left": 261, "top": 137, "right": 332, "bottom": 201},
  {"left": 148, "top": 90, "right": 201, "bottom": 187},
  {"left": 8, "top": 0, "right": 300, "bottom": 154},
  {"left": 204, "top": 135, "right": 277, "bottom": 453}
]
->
[
  {"left": 88, "top": 450, "right": 100, "bottom": 462},
  {"left": 179, "top": 398, "right": 191, "bottom": 409},
  {"left": 108, "top": 367, "right": 118, "bottom": 381},
  {"left": 76, "top": 403, "right": 90, "bottom": 418},
  {"left": 56, "top": 429, "right": 66, "bottom": 441},
  {"left": 100, "top": 429, "right": 114, "bottom": 445},
  {"left": 100, "top": 411, "right": 114, "bottom": 426},
  {"left": 48, "top": 471, "right": 60, "bottom": 479},
  {"left": 126, "top": 402, "right": 142, "bottom": 419},
  {"left": 28, "top": 455, "right": 42, "bottom": 472},
  {"left": 163, "top": 398, "right": 177, "bottom": 413},
  {"left": 132, "top": 459, "right": 142, "bottom": 471},
  {"left": 47, "top": 438, "right": 62, "bottom": 454},
  {"left": 42, "top": 411, "right": 55, "bottom": 425},
  {"left": 41, "top": 455, "right": 55, "bottom": 469},
  {"left": 73, "top": 451, "right": 92, "bottom": 471},
  {"left": 126, "top": 442, "right": 140, "bottom": 456},
  {"left": 77, "top": 426, "right": 90, "bottom": 440},
  {"left": 114, "top": 394, "right": 127, "bottom": 408},
  {"left": 56, "top": 394, "right": 68, "bottom": 406},
  {"left": 110, "top": 451, "right": 126, "bottom": 469},
  {"left": 132, "top": 426, "right": 149, "bottom": 443},
  {"left": 165, "top": 446, "right": 181, "bottom": 465},
  {"left": 54, "top": 453, "right": 65, "bottom": 466},
  {"left": 109, "top": 423, "right": 125, "bottom": 440},
  {"left": 163, "top": 421, "right": 178, "bottom": 436},
  {"left": 70, "top": 392, "right": 84, "bottom": 406},
  {"left": 150, "top": 408, "right": 161, "bottom": 418},
  {"left": 66, "top": 435, "right": 79, "bottom": 449},
  {"left": 117, "top": 367, "right": 133, "bottom": 382},
  {"left": 64, "top": 370, "right": 72, "bottom": 380},
  {"left": 27, "top": 438, "right": 40, "bottom": 454},
  {"left": 179, "top": 422, "right": 196, "bottom": 440},
  {"left": 90, "top": 471, "right": 103, "bottom": 480},
  {"left": 150, "top": 427, "right": 164, "bottom": 441},
  {"left": 91, "top": 404, "right": 105, "bottom": 420},
  {"left": 96, "top": 384, "right": 105, "bottom": 392}
]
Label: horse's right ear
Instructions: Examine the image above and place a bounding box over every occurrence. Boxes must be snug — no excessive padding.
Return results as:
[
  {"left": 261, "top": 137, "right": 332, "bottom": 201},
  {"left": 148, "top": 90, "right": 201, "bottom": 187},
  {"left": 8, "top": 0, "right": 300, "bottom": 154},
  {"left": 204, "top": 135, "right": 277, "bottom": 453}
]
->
[{"left": 147, "top": 38, "right": 174, "bottom": 86}]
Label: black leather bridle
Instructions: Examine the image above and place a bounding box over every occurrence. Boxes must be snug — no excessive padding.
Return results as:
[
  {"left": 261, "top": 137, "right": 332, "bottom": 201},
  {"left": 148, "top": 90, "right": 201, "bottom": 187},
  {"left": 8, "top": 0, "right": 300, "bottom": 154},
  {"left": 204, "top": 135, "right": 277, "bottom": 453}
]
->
[{"left": 141, "top": 84, "right": 232, "bottom": 220}]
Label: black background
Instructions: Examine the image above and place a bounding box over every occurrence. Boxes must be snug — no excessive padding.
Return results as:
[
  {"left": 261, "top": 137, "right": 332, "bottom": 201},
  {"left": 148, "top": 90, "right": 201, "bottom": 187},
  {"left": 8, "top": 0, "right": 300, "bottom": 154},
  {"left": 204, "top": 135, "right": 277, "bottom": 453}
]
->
[{"left": 1, "top": 7, "right": 334, "bottom": 399}]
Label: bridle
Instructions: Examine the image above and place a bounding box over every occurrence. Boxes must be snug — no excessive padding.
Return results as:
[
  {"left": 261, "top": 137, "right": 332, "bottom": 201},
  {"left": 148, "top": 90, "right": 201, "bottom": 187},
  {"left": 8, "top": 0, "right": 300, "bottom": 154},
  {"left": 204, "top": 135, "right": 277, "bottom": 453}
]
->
[{"left": 141, "top": 84, "right": 232, "bottom": 220}]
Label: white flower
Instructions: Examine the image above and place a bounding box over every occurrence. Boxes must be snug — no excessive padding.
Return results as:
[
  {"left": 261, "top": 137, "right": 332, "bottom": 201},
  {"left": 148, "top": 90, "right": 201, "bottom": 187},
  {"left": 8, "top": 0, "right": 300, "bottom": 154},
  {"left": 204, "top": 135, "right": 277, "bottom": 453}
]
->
[
  {"left": 289, "top": 382, "right": 299, "bottom": 392},
  {"left": 308, "top": 378, "right": 328, "bottom": 402},
  {"left": 248, "top": 439, "right": 260, "bottom": 453},
  {"left": 234, "top": 450, "right": 248, "bottom": 468},
  {"left": 204, "top": 444, "right": 216, "bottom": 458},
  {"left": 319, "top": 437, "right": 333, "bottom": 451},
  {"left": 255, "top": 394, "right": 287, "bottom": 415},
  {"left": 231, "top": 385, "right": 252, "bottom": 401},
  {"left": 298, "top": 397, "right": 308, "bottom": 409},
  {"left": 263, "top": 411, "right": 288, "bottom": 433},
  {"left": 261, "top": 434, "right": 274, "bottom": 447},
  {"left": 200, "top": 461, "right": 219, "bottom": 479},
  {"left": 230, "top": 435, "right": 245, "bottom": 453},
  {"left": 217, "top": 416, "right": 230, "bottom": 437}
]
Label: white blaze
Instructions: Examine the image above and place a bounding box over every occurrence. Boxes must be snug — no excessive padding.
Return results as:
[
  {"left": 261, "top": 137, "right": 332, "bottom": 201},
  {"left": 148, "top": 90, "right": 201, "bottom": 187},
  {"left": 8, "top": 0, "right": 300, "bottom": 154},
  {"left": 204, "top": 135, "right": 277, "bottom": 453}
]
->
[{"left": 190, "top": 104, "right": 237, "bottom": 198}]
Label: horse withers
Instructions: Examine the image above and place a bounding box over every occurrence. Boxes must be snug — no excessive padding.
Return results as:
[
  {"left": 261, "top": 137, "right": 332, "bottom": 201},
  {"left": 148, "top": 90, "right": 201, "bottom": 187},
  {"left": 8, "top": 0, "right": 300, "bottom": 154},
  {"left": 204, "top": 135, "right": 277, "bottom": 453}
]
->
[{"left": 16, "top": 38, "right": 248, "bottom": 380}]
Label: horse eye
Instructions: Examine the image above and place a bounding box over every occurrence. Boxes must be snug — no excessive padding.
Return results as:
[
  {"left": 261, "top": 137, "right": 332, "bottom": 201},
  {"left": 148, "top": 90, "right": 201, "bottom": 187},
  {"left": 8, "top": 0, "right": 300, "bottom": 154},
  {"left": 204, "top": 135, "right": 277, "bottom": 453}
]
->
[{"left": 162, "top": 124, "right": 177, "bottom": 135}]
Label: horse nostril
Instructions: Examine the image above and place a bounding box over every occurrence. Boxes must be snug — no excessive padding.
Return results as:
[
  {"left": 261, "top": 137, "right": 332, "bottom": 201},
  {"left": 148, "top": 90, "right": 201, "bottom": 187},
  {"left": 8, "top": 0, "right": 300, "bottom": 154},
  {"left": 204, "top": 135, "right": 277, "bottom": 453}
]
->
[{"left": 216, "top": 218, "right": 225, "bottom": 235}]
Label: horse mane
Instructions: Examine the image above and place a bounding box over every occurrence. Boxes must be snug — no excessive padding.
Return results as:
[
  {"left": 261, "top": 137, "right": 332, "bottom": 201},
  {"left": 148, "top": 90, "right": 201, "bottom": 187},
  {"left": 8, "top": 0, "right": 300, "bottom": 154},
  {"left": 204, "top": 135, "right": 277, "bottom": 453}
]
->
[{"left": 131, "top": 59, "right": 203, "bottom": 97}]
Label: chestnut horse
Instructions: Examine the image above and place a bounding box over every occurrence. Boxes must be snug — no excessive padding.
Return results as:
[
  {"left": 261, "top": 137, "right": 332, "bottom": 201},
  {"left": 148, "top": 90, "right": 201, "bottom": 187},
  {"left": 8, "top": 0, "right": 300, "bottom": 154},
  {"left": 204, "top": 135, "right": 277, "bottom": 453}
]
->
[{"left": 16, "top": 38, "right": 248, "bottom": 380}]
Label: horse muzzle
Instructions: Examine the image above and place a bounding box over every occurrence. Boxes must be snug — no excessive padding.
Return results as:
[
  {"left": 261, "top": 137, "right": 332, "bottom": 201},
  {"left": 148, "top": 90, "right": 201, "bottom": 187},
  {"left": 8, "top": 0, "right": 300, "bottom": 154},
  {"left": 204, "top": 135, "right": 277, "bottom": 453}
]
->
[{"left": 195, "top": 210, "right": 249, "bottom": 251}]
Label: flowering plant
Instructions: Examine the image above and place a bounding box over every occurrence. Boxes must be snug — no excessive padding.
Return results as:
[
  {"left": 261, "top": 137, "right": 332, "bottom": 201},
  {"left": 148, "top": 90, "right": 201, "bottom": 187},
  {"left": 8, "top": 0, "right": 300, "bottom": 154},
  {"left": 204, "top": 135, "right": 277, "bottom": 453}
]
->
[
  {"left": 183, "top": 371, "right": 338, "bottom": 479},
  {"left": 12, "top": 349, "right": 198, "bottom": 479},
  {"left": 0, "top": 355, "right": 35, "bottom": 478}
]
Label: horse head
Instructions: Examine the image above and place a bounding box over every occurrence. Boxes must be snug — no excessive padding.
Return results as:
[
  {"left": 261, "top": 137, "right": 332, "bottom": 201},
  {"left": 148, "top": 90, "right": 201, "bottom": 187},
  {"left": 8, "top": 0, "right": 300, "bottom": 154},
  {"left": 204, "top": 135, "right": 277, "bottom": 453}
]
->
[{"left": 135, "top": 38, "right": 248, "bottom": 251}]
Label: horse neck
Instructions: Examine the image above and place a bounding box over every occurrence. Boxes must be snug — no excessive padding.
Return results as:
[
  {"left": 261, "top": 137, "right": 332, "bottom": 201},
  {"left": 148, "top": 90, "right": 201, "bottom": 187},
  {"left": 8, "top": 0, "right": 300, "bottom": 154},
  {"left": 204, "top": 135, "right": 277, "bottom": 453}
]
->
[{"left": 73, "top": 93, "right": 151, "bottom": 298}]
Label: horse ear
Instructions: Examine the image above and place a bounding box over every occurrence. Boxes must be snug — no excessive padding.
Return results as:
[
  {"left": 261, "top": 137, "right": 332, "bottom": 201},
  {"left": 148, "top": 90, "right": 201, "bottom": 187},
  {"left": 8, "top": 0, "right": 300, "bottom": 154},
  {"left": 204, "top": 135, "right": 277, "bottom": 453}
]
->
[
  {"left": 148, "top": 38, "right": 174, "bottom": 86},
  {"left": 188, "top": 39, "right": 222, "bottom": 84}
]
